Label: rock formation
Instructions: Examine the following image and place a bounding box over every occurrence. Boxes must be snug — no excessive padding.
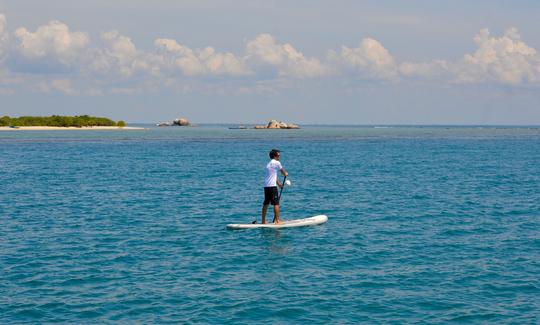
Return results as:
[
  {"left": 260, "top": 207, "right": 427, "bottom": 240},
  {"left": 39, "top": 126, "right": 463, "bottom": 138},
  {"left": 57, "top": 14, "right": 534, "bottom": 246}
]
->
[
  {"left": 156, "top": 117, "right": 191, "bottom": 127},
  {"left": 173, "top": 118, "right": 190, "bottom": 126},
  {"left": 254, "top": 120, "right": 300, "bottom": 129},
  {"left": 267, "top": 120, "right": 280, "bottom": 129}
]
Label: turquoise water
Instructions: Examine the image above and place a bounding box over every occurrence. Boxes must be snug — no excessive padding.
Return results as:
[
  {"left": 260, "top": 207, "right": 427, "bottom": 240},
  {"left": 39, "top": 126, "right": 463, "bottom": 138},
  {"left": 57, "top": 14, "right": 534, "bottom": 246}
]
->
[{"left": 1, "top": 126, "right": 539, "bottom": 323}]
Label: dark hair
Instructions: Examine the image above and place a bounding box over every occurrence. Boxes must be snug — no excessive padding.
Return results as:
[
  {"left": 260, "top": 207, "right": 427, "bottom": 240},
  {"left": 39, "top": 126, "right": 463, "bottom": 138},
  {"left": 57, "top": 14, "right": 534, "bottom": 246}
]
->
[{"left": 269, "top": 149, "right": 280, "bottom": 159}]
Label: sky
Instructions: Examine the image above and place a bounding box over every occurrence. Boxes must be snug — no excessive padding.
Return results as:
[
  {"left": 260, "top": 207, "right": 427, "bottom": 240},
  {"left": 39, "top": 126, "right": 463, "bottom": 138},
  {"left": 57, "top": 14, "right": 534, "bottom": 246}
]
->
[{"left": 1, "top": 0, "right": 540, "bottom": 124}]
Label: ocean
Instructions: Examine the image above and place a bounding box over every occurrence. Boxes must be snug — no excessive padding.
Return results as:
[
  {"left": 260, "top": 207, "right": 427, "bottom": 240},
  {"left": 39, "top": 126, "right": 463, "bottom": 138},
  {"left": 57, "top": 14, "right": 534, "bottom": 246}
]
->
[{"left": 1, "top": 125, "right": 539, "bottom": 323}]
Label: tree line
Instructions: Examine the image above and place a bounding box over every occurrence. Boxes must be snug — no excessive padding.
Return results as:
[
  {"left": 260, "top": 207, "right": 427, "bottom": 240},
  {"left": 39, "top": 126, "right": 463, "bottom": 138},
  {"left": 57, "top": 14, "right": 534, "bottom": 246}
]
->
[{"left": 0, "top": 115, "right": 126, "bottom": 127}]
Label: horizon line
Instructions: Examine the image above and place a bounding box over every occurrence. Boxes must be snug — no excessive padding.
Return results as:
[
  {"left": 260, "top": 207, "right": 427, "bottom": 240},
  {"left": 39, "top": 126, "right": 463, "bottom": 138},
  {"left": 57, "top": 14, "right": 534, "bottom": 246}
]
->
[{"left": 128, "top": 122, "right": 540, "bottom": 127}]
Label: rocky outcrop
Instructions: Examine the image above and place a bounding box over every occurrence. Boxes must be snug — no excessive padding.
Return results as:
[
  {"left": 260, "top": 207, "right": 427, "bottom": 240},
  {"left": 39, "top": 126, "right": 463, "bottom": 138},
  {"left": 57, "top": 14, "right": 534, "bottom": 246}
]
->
[
  {"left": 254, "top": 119, "right": 300, "bottom": 129},
  {"left": 173, "top": 118, "right": 190, "bottom": 126},
  {"left": 157, "top": 117, "right": 191, "bottom": 127},
  {"left": 267, "top": 120, "right": 280, "bottom": 129}
]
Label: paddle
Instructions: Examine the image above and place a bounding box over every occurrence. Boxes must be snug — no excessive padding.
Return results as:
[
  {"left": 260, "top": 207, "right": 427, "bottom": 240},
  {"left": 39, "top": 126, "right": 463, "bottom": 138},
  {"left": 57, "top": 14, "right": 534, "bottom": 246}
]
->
[{"left": 278, "top": 175, "right": 287, "bottom": 201}]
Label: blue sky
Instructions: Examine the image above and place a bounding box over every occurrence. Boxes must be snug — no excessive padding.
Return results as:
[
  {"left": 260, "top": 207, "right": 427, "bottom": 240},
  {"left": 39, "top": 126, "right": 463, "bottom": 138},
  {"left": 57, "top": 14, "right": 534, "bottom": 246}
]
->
[{"left": 1, "top": 1, "right": 539, "bottom": 124}]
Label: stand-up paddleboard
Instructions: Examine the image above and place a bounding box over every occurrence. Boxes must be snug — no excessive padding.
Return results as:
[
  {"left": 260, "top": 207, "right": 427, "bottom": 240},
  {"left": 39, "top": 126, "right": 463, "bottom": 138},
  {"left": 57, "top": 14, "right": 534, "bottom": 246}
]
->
[{"left": 227, "top": 215, "right": 328, "bottom": 230}]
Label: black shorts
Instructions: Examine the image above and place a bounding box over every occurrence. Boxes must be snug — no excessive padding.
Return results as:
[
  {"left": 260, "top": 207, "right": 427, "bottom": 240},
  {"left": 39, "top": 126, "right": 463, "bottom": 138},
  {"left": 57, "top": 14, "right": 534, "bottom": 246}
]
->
[{"left": 263, "top": 186, "right": 280, "bottom": 205}]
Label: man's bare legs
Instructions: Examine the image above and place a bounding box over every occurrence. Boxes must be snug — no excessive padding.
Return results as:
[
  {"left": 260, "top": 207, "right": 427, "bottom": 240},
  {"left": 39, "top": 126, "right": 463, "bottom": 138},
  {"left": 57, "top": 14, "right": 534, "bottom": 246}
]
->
[
  {"left": 273, "top": 204, "right": 281, "bottom": 224},
  {"left": 261, "top": 204, "right": 281, "bottom": 224},
  {"left": 262, "top": 204, "right": 269, "bottom": 224}
]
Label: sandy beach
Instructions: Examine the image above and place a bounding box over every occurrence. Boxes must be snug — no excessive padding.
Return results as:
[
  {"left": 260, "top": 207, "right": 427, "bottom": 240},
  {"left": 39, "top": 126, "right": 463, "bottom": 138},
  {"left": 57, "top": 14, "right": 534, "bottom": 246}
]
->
[{"left": 0, "top": 126, "right": 145, "bottom": 131}]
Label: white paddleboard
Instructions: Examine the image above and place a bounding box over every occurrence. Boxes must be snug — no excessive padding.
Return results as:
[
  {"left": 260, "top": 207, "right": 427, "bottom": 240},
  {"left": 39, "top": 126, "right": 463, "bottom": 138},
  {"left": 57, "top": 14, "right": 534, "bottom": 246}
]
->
[{"left": 227, "top": 215, "right": 328, "bottom": 230}]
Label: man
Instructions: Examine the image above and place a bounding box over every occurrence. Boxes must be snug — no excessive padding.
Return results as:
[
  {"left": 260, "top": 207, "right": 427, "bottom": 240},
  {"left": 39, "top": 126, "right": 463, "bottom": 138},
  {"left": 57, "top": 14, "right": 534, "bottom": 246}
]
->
[{"left": 262, "top": 149, "right": 288, "bottom": 224}]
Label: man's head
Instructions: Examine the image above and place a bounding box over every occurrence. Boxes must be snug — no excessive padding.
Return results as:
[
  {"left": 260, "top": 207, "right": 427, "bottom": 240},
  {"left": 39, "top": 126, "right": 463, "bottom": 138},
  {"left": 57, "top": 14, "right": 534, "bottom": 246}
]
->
[{"left": 269, "top": 149, "right": 281, "bottom": 160}]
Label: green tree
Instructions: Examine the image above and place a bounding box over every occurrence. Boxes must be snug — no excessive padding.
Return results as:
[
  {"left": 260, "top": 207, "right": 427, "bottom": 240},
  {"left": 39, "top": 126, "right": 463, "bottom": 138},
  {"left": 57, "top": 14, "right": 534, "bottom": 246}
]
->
[
  {"left": 0, "top": 115, "right": 121, "bottom": 127},
  {"left": 0, "top": 116, "right": 11, "bottom": 126}
]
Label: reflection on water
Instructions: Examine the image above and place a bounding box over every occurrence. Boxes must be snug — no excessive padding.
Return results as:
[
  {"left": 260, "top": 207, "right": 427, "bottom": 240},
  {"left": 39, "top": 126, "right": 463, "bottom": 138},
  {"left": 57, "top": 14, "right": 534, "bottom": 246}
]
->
[{"left": 259, "top": 229, "right": 290, "bottom": 255}]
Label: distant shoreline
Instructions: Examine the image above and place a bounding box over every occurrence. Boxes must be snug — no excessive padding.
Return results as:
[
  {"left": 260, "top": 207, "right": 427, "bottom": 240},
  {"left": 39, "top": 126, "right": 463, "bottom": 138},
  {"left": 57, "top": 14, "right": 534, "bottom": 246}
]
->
[{"left": 0, "top": 126, "right": 145, "bottom": 131}]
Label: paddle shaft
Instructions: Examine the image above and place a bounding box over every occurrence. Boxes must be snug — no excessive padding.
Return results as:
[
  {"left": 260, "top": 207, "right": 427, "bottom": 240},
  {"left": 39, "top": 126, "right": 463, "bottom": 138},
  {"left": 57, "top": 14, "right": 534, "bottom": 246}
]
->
[
  {"left": 278, "top": 175, "right": 287, "bottom": 201},
  {"left": 273, "top": 176, "right": 287, "bottom": 223}
]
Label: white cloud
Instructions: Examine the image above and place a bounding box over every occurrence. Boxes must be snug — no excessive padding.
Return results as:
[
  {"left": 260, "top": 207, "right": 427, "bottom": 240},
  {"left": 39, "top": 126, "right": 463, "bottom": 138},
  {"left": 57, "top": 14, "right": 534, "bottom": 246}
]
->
[
  {"left": 154, "top": 38, "right": 250, "bottom": 76},
  {"left": 0, "top": 14, "right": 9, "bottom": 63},
  {"left": 14, "top": 20, "right": 89, "bottom": 66},
  {"left": 455, "top": 28, "right": 540, "bottom": 85},
  {"left": 0, "top": 14, "right": 10, "bottom": 85},
  {"left": 2, "top": 10, "right": 540, "bottom": 94},
  {"left": 398, "top": 28, "right": 540, "bottom": 86},
  {"left": 86, "top": 30, "right": 159, "bottom": 78},
  {"left": 245, "top": 33, "right": 327, "bottom": 78},
  {"left": 328, "top": 38, "right": 399, "bottom": 80},
  {"left": 102, "top": 31, "right": 137, "bottom": 64}
]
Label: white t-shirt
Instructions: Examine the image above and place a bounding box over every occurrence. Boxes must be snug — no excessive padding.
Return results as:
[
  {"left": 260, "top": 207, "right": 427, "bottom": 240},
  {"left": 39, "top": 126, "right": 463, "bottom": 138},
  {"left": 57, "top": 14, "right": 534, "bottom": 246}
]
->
[{"left": 264, "top": 159, "right": 283, "bottom": 187}]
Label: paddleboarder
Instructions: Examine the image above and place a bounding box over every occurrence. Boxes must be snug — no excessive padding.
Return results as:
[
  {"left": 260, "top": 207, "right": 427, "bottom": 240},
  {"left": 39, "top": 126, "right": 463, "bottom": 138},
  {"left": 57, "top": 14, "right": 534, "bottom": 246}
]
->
[{"left": 262, "top": 149, "right": 288, "bottom": 224}]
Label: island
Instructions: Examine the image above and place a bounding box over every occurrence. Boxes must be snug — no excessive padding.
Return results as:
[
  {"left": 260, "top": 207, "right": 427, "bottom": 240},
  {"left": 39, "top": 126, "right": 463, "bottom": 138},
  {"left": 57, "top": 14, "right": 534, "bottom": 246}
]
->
[
  {"left": 157, "top": 117, "right": 191, "bottom": 127},
  {"left": 229, "top": 120, "right": 300, "bottom": 130},
  {"left": 253, "top": 120, "right": 300, "bottom": 129},
  {"left": 0, "top": 115, "right": 144, "bottom": 130}
]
